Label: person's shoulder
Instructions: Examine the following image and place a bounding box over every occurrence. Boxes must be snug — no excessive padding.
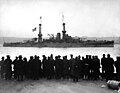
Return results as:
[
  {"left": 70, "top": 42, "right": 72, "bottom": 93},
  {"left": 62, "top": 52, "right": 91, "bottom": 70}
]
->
[{"left": 110, "top": 57, "right": 114, "bottom": 60}]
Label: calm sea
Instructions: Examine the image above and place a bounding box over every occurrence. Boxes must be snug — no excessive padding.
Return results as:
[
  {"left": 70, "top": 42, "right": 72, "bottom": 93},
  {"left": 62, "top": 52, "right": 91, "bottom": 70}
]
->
[{"left": 0, "top": 44, "right": 120, "bottom": 60}]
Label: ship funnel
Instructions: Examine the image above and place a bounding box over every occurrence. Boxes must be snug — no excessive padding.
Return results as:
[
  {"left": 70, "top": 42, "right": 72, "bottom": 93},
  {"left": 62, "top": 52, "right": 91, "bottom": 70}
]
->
[
  {"left": 38, "top": 16, "right": 42, "bottom": 43},
  {"left": 62, "top": 15, "right": 66, "bottom": 40}
]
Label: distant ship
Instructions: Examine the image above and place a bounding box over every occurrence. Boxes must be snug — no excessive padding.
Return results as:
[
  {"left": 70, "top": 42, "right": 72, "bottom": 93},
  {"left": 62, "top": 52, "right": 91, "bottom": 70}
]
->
[{"left": 3, "top": 16, "right": 114, "bottom": 47}]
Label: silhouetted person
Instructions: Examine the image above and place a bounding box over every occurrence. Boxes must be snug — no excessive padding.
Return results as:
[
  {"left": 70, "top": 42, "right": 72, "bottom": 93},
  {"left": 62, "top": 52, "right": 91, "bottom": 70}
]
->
[
  {"left": 92, "top": 56, "right": 100, "bottom": 80},
  {"left": 47, "top": 56, "right": 54, "bottom": 79},
  {"left": 115, "top": 57, "right": 120, "bottom": 81},
  {"left": 12, "top": 56, "right": 18, "bottom": 79},
  {"left": 42, "top": 55, "right": 48, "bottom": 78},
  {"left": 69, "top": 54, "right": 74, "bottom": 79},
  {"left": 23, "top": 57, "right": 28, "bottom": 79},
  {"left": 32, "top": 55, "right": 40, "bottom": 80},
  {"left": 63, "top": 56, "right": 69, "bottom": 79},
  {"left": 78, "top": 55, "right": 84, "bottom": 79},
  {"left": 105, "top": 54, "right": 114, "bottom": 81},
  {"left": 81, "top": 56, "right": 85, "bottom": 79},
  {"left": 58, "top": 55, "right": 63, "bottom": 79},
  {"left": 29, "top": 56, "right": 35, "bottom": 79},
  {"left": 84, "top": 55, "right": 89, "bottom": 80},
  {"left": 26, "top": 56, "right": 33, "bottom": 79},
  {"left": 4, "top": 55, "right": 12, "bottom": 80},
  {"left": 0, "top": 57, "right": 5, "bottom": 79},
  {"left": 55, "top": 55, "right": 63, "bottom": 79},
  {"left": 101, "top": 54, "right": 107, "bottom": 79},
  {"left": 55, "top": 56, "right": 59, "bottom": 79},
  {"left": 88, "top": 55, "right": 93, "bottom": 80},
  {"left": 49, "top": 54, "right": 55, "bottom": 79},
  {"left": 37, "top": 56, "right": 42, "bottom": 79},
  {"left": 72, "top": 57, "right": 79, "bottom": 82},
  {"left": 16, "top": 55, "right": 24, "bottom": 81}
]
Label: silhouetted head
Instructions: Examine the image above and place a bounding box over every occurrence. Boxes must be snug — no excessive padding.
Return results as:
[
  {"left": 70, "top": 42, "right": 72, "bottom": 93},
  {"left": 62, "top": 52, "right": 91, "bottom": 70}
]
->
[
  {"left": 42, "top": 55, "right": 45, "bottom": 57},
  {"left": 19, "top": 55, "right": 22, "bottom": 59},
  {"left": 6, "top": 55, "right": 10, "bottom": 59},
  {"left": 89, "top": 55, "right": 91, "bottom": 59},
  {"left": 86, "top": 55, "right": 89, "bottom": 59},
  {"left": 107, "top": 54, "right": 110, "bottom": 58},
  {"left": 55, "top": 56, "right": 58, "bottom": 59},
  {"left": 70, "top": 54, "right": 73, "bottom": 58},
  {"left": 30, "top": 56, "right": 33, "bottom": 60},
  {"left": 95, "top": 56, "right": 98, "bottom": 58},
  {"left": 75, "top": 57, "right": 78, "bottom": 60},
  {"left": 92, "top": 56, "right": 95, "bottom": 59},
  {"left": 82, "top": 56, "right": 84, "bottom": 60},
  {"left": 78, "top": 55, "right": 81, "bottom": 59},
  {"left": 58, "top": 55, "right": 61, "bottom": 58},
  {"left": 1, "top": 56, "right": 4, "bottom": 60},
  {"left": 117, "top": 56, "right": 120, "bottom": 60},
  {"left": 63, "top": 56, "right": 67, "bottom": 59},
  {"left": 37, "top": 56, "right": 40, "bottom": 59},
  {"left": 50, "top": 54, "right": 53, "bottom": 58},
  {"left": 23, "top": 57, "right": 27, "bottom": 61},
  {"left": 48, "top": 57, "right": 51, "bottom": 60},
  {"left": 15, "top": 56, "right": 18, "bottom": 59},
  {"left": 34, "top": 55, "right": 37, "bottom": 58},
  {"left": 65, "top": 56, "right": 67, "bottom": 59},
  {"left": 103, "top": 54, "right": 105, "bottom": 58}
]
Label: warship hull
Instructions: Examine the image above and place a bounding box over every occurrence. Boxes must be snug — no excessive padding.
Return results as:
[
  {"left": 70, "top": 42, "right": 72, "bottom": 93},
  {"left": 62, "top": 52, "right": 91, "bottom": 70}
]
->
[
  {"left": 3, "top": 41, "right": 114, "bottom": 47},
  {"left": 3, "top": 16, "right": 115, "bottom": 48}
]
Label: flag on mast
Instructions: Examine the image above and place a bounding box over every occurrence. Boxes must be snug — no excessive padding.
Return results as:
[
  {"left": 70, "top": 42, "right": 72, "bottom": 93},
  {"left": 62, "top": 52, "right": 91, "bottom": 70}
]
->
[{"left": 32, "top": 27, "right": 36, "bottom": 32}]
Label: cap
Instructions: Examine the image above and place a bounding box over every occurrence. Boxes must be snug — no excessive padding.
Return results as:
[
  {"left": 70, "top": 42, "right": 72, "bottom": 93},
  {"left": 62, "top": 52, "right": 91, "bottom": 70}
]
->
[{"left": 19, "top": 55, "right": 22, "bottom": 58}]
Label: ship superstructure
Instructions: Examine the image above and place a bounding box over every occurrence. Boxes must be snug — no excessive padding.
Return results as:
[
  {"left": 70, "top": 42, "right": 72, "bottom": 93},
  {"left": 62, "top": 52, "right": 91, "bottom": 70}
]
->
[{"left": 3, "top": 16, "right": 114, "bottom": 47}]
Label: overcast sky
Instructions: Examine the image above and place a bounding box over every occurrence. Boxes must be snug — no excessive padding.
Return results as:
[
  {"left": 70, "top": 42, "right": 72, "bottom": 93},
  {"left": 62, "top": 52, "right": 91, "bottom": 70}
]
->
[{"left": 0, "top": 0, "right": 120, "bottom": 38}]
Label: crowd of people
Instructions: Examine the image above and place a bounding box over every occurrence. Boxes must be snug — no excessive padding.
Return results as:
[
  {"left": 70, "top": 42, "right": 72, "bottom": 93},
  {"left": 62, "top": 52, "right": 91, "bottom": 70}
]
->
[{"left": 0, "top": 54, "right": 120, "bottom": 82}]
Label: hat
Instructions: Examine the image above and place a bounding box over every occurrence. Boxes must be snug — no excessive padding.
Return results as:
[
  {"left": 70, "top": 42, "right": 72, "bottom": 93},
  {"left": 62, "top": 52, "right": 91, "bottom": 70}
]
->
[
  {"left": 55, "top": 56, "right": 58, "bottom": 58},
  {"left": 70, "top": 54, "right": 73, "bottom": 56},
  {"left": 58, "top": 55, "right": 61, "bottom": 58},
  {"left": 65, "top": 55, "right": 67, "bottom": 58},
  {"left": 117, "top": 56, "right": 120, "bottom": 60},
  {"left": 1, "top": 57, "right": 4, "bottom": 59},
  {"left": 34, "top": 55, "right": 37, "bottom": 58},
  {"left": 30, "top": 56, "right": 33, "bottom": 59},
  {"left": 6, "top": 55, "right": 10, "bottom": 58},
  {"left": 50, "top": 54, "right": 53, "bottom": 57},
  {"left": 107, "top": 54, "right": 110, "bottom": 57},
  {"left": 78, "top": 55, "right": 81, "bottom": 58},
  {"left": 42, "top": 55, "right": 45, "bottom": 57},
  {"left": 103, "top": 54, "right": 105, "bottom": 56},
  {"left": 19, "top": 55, "right": 22, "bottom": 58}
]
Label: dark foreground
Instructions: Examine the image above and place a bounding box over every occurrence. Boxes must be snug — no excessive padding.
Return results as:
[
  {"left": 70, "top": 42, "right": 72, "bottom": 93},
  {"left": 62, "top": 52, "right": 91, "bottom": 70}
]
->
[
  {"left": 0, "top": 54, "right": 119, "bottom": 93},
  {"left": 0, "top": 79, "right": 116, "bottom": 93},
  {"left": 0, "top": 54, "right": 120, "bottom": 82}
]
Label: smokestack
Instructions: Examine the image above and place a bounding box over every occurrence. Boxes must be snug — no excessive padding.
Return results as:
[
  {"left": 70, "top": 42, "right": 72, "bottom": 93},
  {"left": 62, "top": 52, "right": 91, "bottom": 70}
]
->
[{"left": 38, "top": 17, "right": 42, "bottom": 43}]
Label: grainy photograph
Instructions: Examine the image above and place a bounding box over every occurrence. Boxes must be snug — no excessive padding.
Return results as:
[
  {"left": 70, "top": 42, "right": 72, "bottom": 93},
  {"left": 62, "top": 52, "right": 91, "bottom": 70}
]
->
[{"left": 0, "top": 0, "right": 120, "bottom": 93}]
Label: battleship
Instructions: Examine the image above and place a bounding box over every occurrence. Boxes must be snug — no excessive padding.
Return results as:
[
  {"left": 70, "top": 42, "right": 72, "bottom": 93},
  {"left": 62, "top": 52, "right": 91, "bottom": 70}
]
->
[{"left": 3, "top": 16, "right": 114, "bottom": 47}]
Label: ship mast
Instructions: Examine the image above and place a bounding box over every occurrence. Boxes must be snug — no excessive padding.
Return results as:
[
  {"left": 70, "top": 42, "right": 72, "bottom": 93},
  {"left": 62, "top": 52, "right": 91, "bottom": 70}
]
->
[
  {"left": 38, "top": 16, "right": 42, "bottom": 43},
  {"left": 62, "top": 15, "right": 66, "bottom": 40}
]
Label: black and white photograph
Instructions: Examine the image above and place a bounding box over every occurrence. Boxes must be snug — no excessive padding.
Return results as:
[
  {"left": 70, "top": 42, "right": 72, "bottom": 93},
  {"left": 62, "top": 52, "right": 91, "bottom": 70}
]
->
[{"left": 0, "top": 0, "right": 120, "bottom": 93}]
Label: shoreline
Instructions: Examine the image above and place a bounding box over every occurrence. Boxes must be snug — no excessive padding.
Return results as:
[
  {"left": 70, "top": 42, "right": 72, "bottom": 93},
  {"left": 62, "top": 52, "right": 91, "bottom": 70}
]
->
[{"left": 0, "top": 79, "right": 116, "bottom": 93}]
